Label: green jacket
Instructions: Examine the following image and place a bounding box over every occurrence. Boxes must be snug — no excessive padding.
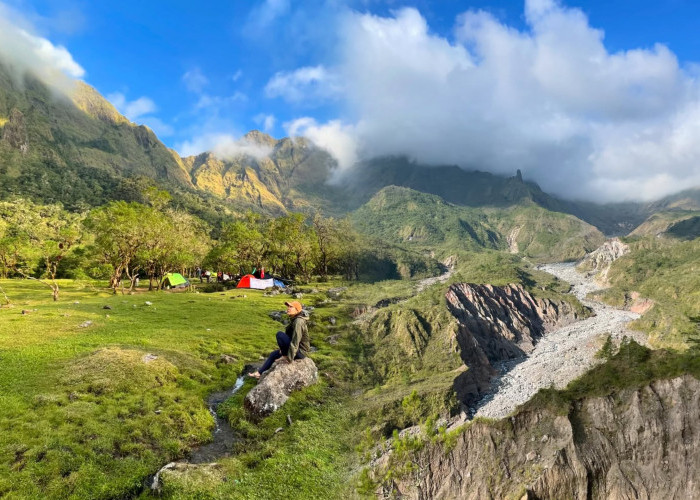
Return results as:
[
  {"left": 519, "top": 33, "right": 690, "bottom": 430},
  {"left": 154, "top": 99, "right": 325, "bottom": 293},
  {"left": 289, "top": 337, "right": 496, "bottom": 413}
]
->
[{"left": 286, "top": 310, "right": 310, "bottom": 361}]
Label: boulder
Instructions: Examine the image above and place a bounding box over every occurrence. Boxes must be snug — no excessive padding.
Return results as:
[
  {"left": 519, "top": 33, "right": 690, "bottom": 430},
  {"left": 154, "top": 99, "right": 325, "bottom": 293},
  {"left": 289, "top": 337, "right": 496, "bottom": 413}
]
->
[
  {"left": 327, "top": 287, "right": 347, "bottom": 299},
  {"left": 244, "top": 357, "right": 318, "bottom": 418},
  {"left": 151, "top": 462, "right": 224, "bottom": 493},
  {"left": 216, "top": 354, "right": 237, "bottom": 365}
]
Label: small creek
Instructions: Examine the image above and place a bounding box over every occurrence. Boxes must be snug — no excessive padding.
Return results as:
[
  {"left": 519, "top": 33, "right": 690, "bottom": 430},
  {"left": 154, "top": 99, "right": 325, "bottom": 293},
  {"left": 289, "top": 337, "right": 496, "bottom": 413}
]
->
[
  {"left": 149, "top": 375, "right": 246, "bottom": 492},
  {"left": 189, "top": 375, "right": 245, "bottom": 463}
]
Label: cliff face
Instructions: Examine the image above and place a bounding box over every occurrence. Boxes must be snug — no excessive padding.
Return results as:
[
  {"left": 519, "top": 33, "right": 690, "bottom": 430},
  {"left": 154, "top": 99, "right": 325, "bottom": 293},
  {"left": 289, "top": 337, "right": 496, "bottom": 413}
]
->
[
  {"left": 377, "top": 375, "right": 700, "bottom": 500},
  {"left": 578, "top": 237, "right": 630, "bottom": 282},
  {"left": 446, "top": 283, "right": 583, "bottom": 406}
]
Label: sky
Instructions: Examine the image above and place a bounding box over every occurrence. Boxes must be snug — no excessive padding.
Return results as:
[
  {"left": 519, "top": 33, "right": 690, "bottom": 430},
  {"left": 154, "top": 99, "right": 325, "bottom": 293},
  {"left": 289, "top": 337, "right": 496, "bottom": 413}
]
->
[{"left": 1, "top": 0, "right": 700, "bottom": 202}]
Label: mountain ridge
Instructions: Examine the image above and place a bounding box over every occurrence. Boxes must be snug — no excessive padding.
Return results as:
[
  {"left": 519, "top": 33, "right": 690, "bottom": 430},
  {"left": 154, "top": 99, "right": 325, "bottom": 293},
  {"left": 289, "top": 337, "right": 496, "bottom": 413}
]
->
[{"left": 1, "top": 63, "right": 698, "bottom": 236}]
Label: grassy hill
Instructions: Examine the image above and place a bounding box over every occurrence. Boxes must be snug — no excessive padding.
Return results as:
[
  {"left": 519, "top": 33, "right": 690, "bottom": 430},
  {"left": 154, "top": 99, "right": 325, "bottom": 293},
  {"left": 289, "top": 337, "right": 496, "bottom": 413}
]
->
[
  {"left": 595, "top": 236, "right": 700, "bottom": 348},
  {"left": 351, "top": 186, "right": 605, "bottom": 263},
  {"left": 629, "top": 210, "right": 700, "bottom": 238}
]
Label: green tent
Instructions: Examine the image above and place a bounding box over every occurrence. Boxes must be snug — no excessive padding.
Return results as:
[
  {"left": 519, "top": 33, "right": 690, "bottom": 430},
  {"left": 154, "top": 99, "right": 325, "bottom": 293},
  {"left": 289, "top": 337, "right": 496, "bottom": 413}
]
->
[{"left": 162, "top": 273, "right": 189, "bottom": 289}]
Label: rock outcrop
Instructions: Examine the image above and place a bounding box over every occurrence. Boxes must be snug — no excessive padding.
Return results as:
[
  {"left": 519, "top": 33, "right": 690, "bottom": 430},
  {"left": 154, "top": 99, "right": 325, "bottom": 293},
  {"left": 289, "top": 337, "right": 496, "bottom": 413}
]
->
[
  {"left": 244, "top": 357, "right": 318, "bottom": 418},
  {"left": 373, "top": 375, "right": 700, "bottom": 500},
  {"left": 1, "top": 108, "right": 28, "bottom": 153},
  {"left": 578, "top": 238, "right": 630, "bottom": 282},
  {"left": 446, "top": 283, "right": 584, "bottom": 406}
]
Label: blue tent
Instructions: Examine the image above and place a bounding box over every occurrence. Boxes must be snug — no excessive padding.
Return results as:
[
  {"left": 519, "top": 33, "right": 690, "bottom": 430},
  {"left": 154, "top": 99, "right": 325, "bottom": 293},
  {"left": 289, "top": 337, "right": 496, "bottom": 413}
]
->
[{"left": 273, "top": 279, "right": 286, "bottom": 288}]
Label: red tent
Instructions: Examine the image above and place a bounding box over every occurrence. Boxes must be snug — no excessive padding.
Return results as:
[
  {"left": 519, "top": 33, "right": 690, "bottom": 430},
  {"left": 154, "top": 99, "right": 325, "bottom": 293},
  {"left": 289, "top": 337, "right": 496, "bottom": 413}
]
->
[{"left": 236, "top": 274, "right": 275, "bottom": 289}]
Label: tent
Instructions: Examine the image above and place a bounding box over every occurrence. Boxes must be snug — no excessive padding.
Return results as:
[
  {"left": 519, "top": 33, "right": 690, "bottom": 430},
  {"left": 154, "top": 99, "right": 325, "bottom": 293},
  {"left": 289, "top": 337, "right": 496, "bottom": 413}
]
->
[
  {"left": 273, "top": 279, "right": 286, "bottom": 288},
  {"left": 236, "top": 274, "right": 275, "bottom": 290},
  {"left": 162, "top": 273, "right": 190, "bottom": 289}
]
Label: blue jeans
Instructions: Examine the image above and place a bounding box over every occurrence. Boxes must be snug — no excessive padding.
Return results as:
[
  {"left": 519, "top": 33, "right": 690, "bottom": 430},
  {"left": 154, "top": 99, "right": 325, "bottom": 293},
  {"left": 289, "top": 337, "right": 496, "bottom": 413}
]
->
[{"left": 258, "top": 331, "right": 306, "bottom": 374}]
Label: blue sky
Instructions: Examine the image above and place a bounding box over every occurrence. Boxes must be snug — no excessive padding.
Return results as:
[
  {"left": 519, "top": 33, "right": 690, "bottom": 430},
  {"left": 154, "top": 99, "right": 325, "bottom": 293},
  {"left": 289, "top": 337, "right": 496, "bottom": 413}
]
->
[
  {"left": 6, "top": 0, "right": 700, "bottom": 145},
  {"left": 1, "top": 0, "right": 700, "bottom": 202}
]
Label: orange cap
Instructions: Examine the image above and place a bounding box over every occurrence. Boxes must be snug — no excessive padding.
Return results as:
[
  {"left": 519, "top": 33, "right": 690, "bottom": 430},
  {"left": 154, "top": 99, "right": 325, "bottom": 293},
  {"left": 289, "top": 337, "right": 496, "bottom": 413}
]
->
[{"left": 284, "top": 301, "right": 303, "bottom": 315}]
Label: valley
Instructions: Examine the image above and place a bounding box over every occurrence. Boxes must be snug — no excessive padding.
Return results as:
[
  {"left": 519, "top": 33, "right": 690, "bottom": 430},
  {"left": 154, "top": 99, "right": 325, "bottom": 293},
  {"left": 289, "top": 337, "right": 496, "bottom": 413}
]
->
[
  {"left": 474, "top": 262, "right": 644, "bottom": 420},
  {"left": 0, "top": 35, "right": 699, "bottom": 499}
]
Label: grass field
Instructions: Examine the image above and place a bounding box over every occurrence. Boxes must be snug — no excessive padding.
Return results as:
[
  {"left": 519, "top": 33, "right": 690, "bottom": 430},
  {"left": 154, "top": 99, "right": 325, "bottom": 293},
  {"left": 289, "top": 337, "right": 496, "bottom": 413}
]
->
[
  {"left": 0, "top": 249, "right": 621, "bottom": 499},
  {"left": 0, "top": 278, "right": 358, "bottom": 499}
]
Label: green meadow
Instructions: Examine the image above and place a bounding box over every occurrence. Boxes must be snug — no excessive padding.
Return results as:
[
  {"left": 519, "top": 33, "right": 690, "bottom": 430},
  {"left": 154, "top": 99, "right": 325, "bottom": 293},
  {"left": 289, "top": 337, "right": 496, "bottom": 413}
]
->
[{"left": 0, "top": 279, "right": 358, "bottom": 499}]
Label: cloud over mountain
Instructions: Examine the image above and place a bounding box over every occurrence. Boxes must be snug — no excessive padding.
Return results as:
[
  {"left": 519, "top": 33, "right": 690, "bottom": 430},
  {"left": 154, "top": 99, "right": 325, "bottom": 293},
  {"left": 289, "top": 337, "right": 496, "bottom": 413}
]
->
[
  {"left": 0, "top": 1, "right": 84, "bottom": 92},
  {"left": 271, "top": 0, "right": 700, "bottom": 202}
]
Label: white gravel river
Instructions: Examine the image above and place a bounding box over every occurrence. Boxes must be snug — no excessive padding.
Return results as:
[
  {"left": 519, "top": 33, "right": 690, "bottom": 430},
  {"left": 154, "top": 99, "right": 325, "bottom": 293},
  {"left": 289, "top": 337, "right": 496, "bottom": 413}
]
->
[{"left": 474, "top": 262, "right": 646, "bottom": 420}]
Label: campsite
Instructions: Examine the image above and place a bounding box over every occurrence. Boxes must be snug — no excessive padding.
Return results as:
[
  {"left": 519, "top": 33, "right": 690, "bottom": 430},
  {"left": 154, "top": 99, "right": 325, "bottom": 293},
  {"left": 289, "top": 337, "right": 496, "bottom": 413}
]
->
[
  {"left": 2, "top": 0, "right": 700, "bottom": 498},
  {"left": 0, "top": 274, "right": 356, "bottom": 498}
]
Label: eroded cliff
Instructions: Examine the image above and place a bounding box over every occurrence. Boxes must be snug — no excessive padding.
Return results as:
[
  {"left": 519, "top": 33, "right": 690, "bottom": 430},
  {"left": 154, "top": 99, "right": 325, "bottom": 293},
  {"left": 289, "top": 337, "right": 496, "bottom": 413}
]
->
[
  {"left": 374, "top": 375, "right": 700, "bottom": 500},
  {"left": 446, "top": 283, "right": 584, "bottom": 406}
]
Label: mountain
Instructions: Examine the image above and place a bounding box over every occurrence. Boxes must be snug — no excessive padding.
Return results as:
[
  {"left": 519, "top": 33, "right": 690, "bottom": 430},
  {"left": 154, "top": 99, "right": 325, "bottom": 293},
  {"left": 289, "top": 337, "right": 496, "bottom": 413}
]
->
[
  {"left": 2, "top": 61, "right": 698, "bottom": 240},
  {"left": 351, "top": 186, "right": 605, "bottom": 262},
  {"left": 629, "top": 210, "right": 700, "bottom": 239},
  {"left": 0, "top": 60, "right": 192, "bottom": 208},
  {"left": 181, "top": 131, "right": 351, "bottom": 215}
]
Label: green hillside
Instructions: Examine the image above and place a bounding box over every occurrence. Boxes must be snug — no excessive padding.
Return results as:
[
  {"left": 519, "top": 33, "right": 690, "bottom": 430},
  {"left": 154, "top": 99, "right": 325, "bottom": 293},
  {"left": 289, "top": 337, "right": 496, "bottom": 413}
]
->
[
  {"left": 351, "top": 186, "right": 604, "bottom": 263},
  {"left": 0, "top": 61, "right": 195, "bottom": 208},
  {"left": 595, "top": 236, "right": 700, "bottom": 348},
  {"left": 629, "top": 210, "right": 700, "bottom": 238}
]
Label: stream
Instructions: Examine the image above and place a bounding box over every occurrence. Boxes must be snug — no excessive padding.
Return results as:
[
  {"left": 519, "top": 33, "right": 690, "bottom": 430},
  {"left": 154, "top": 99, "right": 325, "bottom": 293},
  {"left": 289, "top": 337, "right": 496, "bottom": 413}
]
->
[
  {"left": 149, "top": 375, "right": 246, "bottom": 492},
  {"left": 472, "top": 262, "right": 647, "bottom": 420}
]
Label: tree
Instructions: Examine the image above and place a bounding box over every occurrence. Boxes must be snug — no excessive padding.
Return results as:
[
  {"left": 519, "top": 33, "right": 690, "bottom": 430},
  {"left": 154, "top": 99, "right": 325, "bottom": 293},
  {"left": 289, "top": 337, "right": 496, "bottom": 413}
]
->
[
  {"left": 267, "top": 213, "right": 319, "bottom": 281},
  {"left": 312, "top": 214, "right": 360, "bottom": 279},
  {"left": 85, "top": 202, "right": 153, "bottom": 292},
  {"left": 139, "top": 209, "right": 210, "bottom": 290},
  {"left": 33, "top": 204, "right": 83, "bottom": 300},
  {"left": 206, "top": 213, "right": 265, "bottom": 275},
  {"left": 0, "top": 200, "right": 82, "bottom": 300}
]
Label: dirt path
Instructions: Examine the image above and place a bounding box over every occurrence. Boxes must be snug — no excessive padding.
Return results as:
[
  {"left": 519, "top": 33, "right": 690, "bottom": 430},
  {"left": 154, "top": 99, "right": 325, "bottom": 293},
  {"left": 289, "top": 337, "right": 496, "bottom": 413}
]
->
[{"left": 473, "top": 263, "right": 646, "bottom": 420}]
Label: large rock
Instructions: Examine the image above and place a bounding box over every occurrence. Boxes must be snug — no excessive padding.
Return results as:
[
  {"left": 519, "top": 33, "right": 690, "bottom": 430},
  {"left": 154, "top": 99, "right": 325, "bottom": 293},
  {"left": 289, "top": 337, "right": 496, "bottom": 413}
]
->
[{"left": 244, "top": 357, "right": 318, "bottom": 418}]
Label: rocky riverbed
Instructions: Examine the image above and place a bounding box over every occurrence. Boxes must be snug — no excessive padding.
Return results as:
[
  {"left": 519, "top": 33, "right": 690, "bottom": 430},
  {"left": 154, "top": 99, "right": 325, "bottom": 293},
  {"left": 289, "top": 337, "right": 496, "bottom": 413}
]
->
[{"left": 473, "top": 262, "right": 647, "bottom": 419}]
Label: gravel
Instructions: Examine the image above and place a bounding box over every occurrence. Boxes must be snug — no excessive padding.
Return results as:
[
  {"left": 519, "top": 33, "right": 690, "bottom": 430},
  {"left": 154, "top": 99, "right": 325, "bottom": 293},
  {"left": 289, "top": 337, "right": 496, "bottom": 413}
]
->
[{"left": 473, "top": 262, "right": 647, "bottom": 420}]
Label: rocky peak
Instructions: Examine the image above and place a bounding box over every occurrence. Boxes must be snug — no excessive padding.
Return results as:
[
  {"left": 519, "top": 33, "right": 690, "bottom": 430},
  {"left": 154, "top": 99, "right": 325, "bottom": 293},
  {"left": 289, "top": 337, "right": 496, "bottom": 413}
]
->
[{"left": 242, "top": 130, "right": 277, "bottom": 148}]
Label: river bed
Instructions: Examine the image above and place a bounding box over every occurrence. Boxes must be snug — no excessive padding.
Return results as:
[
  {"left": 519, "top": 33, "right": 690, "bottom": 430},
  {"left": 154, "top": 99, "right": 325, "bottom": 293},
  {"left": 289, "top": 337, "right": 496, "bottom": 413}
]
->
[{"left": 473, "top": 262, "right": 646, "bottom": 419}]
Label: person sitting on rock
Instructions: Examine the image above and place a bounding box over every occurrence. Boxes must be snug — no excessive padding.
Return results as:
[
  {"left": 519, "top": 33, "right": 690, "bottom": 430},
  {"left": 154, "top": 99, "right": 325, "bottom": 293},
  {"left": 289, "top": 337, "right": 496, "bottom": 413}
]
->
[{"left": 248, "top": 300, "right": 310, "bottom": 379}]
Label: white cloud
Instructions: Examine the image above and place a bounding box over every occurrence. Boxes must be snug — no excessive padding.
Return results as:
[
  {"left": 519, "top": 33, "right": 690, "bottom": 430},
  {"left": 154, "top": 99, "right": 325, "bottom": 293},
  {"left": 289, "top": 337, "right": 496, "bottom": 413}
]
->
[
  {"left": 265, "top": 65, "right": 342, "bottom": 103},
  {"left": 247, "top": 0, "right": 290, "bottom": 30},
  {"left": 140, "top": 116, "right": 175, "bottom": 137},
  {"left": 196, "top": 92, "right": 247, "bottom": 110},
  {"left": 177, "top": 133, "right": 273, "bottom": 160},
  {"left": 254, "top": 113, "right": 276, "bottom": 133},
  {"left": 285, "top": 117, "right": 357, "bottom": 181},
  {"left": 231, "top": 70, "right": 243, "bottom": 82},
  {"left": 0, "top": 2, "right": 85, "bottom": 92},
  {"left": 107, "top": 91, "right": 173, "bottom": 136},
  {"left": 107, "top": 92, "right": 157, "bottom": 121},
  {"left": 124, "top": 96, "right": 157, "bottom": 120},
  {"left": 182, "top": 67, "right": 209, "bottom": 93},
  {"left": 277, "top": 2, "right": 700, "bottom": 202}
]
